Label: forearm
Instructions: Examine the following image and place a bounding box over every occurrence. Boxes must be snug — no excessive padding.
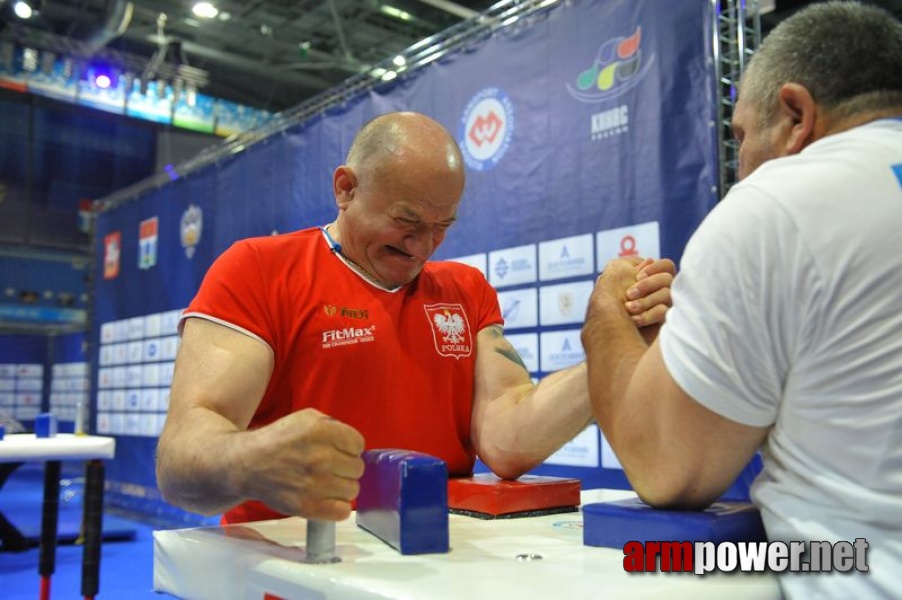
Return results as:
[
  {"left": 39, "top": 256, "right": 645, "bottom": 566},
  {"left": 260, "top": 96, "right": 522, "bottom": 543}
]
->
[
  {"left": 156, "top": 406, "right": 253, "bottom": 515},
  {"left": 476, "top": 363, "right": 593, "bottom": 479},
  {"left": 582, "top": 294, "right": 728, "bottom": 509},
  {"left": 581, "top": 293, "right": 656, "bottom": 485}
]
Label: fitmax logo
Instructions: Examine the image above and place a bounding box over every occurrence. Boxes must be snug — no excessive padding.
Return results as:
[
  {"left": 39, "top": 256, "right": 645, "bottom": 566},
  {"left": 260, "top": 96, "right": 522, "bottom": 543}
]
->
[{"left": 322, "top": 326, "right": 375, "bottom": 342}]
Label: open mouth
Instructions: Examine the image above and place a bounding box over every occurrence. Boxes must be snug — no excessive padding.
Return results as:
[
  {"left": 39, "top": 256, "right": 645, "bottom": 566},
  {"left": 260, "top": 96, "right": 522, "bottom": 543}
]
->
[{"left": 386, "top": 246, "right": 417, "bottom": 260}]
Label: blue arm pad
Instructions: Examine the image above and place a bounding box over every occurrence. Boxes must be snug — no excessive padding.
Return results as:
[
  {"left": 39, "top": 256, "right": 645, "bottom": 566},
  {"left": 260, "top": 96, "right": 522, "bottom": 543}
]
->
[
  {"left": 583, "top": 498, "right": 767, "bottom": 548},
  {"left": 356, "top": 449, "right": 449, "bottom": 555}
]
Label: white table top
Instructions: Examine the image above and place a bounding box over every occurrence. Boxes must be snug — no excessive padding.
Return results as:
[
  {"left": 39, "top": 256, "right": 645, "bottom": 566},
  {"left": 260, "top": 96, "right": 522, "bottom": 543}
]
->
[
  {"left": 0, "top": 433, "right": 116, "bottom": 462},
  {"left": 154, "top": 489, "right": 781, "bottom": 600}
]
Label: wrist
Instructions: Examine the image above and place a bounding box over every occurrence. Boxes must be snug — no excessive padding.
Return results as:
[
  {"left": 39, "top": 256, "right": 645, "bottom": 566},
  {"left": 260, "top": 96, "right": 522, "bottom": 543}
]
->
[{"left": 585, "top": 287, "right": 630, "bottom": 329}]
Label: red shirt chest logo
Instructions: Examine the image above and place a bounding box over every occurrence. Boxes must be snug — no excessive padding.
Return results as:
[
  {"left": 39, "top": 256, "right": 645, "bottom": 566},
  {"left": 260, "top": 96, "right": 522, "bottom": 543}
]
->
[{"left": 424, "top": 303, "right": 473, "bottom": 359}]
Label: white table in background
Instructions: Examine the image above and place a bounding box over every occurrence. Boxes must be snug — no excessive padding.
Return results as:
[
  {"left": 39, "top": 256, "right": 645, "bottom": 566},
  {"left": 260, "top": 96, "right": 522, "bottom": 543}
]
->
[{"left": 0, "top": 433, "right": 116, "bottom": 600}]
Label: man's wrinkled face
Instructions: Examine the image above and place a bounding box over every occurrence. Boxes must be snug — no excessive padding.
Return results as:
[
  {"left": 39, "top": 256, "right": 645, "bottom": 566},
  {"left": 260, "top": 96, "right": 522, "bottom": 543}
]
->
[{"left": 340, "top": 168, "right": 461, "bottom": 287}]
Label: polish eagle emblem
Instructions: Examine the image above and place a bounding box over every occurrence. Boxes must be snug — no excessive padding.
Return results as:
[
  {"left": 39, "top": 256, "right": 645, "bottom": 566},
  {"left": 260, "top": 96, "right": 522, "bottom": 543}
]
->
[
  {"left": 433, "top": 310, "right": 466, "bottom": 344},
  {"left": 423, "top": 303, "right": 473, "bottom": 359}
]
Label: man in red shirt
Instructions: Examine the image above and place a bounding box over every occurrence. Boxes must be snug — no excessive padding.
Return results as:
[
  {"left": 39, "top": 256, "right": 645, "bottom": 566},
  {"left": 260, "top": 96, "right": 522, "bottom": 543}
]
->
[{"left": 155, "top": 112, "right": 674, "bottom": 523}]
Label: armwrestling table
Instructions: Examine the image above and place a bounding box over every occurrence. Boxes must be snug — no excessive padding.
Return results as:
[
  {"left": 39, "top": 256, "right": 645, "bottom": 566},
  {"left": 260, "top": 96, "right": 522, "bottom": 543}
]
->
[
  {"left": 154, "top": 489, "right": 781, "bottom": 600},
  {"left": 0, "top": 433, "right": 116, "bottom": 600}
]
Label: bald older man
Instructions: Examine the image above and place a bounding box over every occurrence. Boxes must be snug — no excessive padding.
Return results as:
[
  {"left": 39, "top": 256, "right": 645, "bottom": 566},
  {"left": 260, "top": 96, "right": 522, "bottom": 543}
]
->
[{"left": 156, "top": 112, "right": 675, "bottom": 525}]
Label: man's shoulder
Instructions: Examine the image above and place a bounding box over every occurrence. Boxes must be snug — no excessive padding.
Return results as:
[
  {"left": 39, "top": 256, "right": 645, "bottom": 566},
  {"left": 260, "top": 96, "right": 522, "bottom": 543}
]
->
[
  {"left": 417, "top": 261, "right": 494, "bottom": 300},
  {"left": 424, "top": 260, "right": 488, "bottom": 281},
  {"left": 228, "top": 227, "right": 322, "bottom": 256}
]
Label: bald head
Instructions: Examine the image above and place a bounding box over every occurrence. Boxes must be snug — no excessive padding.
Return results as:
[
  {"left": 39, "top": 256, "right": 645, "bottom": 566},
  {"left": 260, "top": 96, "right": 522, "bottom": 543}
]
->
[{"left": 346, "top": 112, "right": 464, "bottom": 184}]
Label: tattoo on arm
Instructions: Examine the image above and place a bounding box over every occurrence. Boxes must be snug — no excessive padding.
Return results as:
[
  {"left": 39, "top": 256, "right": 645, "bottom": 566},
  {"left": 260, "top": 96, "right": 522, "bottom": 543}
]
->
[
  {"left": 487, "top": 325, "right": 504, "bottom": 338},
  {"left": 487, "top": 325, "right": 529, "bottom": 373}
]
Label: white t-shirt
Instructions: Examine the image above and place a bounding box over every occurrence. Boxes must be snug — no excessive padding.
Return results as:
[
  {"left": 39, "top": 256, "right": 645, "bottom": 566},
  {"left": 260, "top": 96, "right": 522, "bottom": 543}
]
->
[{"left": 660, "top": 119, "right": 902, "bottom": 598}]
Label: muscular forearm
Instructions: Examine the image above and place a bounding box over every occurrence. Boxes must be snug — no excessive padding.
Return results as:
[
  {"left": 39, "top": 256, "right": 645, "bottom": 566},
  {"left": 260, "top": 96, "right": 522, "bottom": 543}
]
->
[
  {"left": 478, "top": 363, "right": 593, "bottom": 479},
  {"left": 581, "top": 293, "right": 728, "bottom": 509},
  {"left": 581, "top": 293, "right": 653, "bottom": 480},
  {"left": 156, "top": 406, "right": 252, "bottom": 515}
]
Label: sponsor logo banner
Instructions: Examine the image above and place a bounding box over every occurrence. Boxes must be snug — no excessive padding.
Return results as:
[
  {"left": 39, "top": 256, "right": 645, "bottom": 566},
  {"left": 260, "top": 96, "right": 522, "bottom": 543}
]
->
[{"left": 459, "top": 87, "right": 514, "bottom": 172}]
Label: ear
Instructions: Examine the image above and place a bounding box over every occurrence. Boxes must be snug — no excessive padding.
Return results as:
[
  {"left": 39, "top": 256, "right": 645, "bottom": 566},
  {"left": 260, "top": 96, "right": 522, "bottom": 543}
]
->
[
  {"left": 776, "top": 83, "right": 817, "bottom": 154},
  {"left": 333, "top": 165, "right": 357, "bottom": 210}
]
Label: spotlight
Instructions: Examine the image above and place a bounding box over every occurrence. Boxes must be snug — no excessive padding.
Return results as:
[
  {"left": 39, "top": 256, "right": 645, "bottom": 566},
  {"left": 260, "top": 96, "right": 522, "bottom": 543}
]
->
[
  {"left": 90, "top": 65, "right": 116, "bottom": 89},
  {"left": 192, "top": 2, "right": 218, "bottom": 19},
  {"left": 13, "top": 1, "right": 35, "bottom": 19},
  {"left": 380, "top": 5, "right": 412, "bottom": 22}
]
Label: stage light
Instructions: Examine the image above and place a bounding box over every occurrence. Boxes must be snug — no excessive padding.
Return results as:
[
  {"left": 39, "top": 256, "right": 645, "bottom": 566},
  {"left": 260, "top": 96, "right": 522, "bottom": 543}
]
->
[
  {"left": 192, "top": 2, "right": 218, "bottom": 19},
  {"left": 13, "top": 1, "right": 35, "bottom": 19},
  {"left": 89, "top": 64, "right": 116, "bottom": 89},
  {"left": 380, "top": 5, "right": 412, "bottom": 22}
]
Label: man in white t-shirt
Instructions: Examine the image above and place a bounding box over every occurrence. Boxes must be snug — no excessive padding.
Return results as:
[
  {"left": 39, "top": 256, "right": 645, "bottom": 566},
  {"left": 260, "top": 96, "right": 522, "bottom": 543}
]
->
[{"left": 581, "top": 2, "right": 902, "bottom": 598}]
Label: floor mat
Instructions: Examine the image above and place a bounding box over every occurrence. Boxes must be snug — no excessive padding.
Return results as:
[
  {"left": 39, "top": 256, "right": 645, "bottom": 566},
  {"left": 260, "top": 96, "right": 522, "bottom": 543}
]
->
[{"left": 0, "top": 463, "right": 136, "bottom": 551}]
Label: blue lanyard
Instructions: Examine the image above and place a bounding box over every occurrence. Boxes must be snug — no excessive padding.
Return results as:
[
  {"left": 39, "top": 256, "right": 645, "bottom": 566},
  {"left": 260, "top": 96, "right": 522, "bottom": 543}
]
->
[{"left": 321, "top": 226, "right": 342, "bottom": 254}]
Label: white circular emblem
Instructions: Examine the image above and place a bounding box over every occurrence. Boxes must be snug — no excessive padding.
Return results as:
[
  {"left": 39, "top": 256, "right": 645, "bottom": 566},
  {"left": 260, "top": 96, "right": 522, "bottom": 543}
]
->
[
  {"left": 180, "top": 204, "right": 203, "bottom": 259},
  {"left": 459, "top": 88, "right": 514, "bottom": 171}
]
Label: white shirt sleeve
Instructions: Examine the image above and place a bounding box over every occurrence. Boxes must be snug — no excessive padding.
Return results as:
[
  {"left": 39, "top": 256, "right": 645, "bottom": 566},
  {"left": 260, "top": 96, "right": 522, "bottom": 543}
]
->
[{"left": 658, "top": 185, "right": 817, "bottom": 428}]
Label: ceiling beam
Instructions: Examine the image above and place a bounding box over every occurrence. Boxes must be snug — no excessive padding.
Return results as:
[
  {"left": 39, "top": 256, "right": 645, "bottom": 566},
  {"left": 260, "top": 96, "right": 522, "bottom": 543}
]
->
[
  {"left": 144, "top": 34, "right": 335, "bottom": 90},
  {"left": 410, "top": 0, "right": 478, "bottom": 20}
]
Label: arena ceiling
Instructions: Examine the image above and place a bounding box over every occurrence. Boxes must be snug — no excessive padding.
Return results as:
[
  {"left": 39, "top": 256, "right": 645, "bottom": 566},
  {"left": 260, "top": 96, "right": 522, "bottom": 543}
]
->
[
  {"left": 0, "top": 0, "right": 499, "bottom": 112},
  {"left": 2, "top": 0, "right": 902, "bottom": 113}
]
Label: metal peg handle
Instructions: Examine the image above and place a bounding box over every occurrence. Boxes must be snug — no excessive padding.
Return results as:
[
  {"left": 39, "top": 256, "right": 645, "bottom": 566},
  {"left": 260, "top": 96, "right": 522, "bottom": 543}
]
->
[{"left": 305, "top": 519, "right": 339, "bottom": 564}]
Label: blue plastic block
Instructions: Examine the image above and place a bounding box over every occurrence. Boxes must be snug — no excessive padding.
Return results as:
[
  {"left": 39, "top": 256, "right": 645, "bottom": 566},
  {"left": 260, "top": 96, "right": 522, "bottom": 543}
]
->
[
  {"left": 356, "top": 449, "right": 449, "bottom": 555},
  {"left": 583, "top": 498, "right": 767, "bottom": 548},
  {"left": 34, "top": 413, "right": 59, "bottom": 438},
  {"left": 0, "top": 423, "right": 5, "bottom": 440}
]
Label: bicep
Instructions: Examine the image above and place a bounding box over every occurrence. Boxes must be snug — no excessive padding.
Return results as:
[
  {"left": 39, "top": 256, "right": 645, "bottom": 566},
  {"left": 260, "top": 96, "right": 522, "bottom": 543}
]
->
[
  {"left": 169, "top": 317, "right": 275, "bottom": 430},
  {"left": 471, "top": 326, "right": 533, "bottom": 436},
  {"left": 626, "top": 341, "right": 768, "bottom": 508}
]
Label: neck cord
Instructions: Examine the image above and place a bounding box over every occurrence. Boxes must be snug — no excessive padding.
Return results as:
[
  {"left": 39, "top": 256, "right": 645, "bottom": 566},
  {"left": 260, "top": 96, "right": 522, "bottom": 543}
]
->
[{"left": 321, "top": 225, "right": 400, "bottom": 290}]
